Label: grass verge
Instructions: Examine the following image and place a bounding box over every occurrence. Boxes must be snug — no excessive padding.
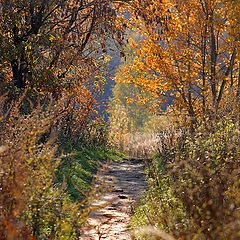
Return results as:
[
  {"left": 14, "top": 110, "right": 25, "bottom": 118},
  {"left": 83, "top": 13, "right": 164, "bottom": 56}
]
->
[{"left": 56, "top": 146, "right": 125, "bottom": 201}]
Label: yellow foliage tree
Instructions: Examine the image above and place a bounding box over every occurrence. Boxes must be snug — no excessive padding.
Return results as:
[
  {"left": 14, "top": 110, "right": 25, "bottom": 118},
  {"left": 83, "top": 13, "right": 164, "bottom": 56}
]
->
[{"left": 116, "top": 0, "right": 240, "bottom": 126}]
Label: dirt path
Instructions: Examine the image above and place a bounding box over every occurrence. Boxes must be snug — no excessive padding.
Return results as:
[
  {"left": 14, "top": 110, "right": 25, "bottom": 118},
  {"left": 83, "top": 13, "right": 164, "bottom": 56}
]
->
[{"left": 79, "top": 160, "right": 147, "bottom": 240}]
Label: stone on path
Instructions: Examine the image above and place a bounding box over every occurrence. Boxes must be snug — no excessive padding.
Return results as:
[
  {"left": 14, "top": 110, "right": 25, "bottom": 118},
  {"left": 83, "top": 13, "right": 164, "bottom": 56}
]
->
[{"left": 79, "top": 160, "right": 147, "bottom": 240}]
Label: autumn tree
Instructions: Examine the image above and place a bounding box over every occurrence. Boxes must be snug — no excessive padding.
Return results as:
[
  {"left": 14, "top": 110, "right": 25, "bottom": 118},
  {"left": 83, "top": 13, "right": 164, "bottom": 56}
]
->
[
  {"left": 108, "top": 39, "right": 172, "bottom": 158},
  {"left": 0, "top": 0, "right": 122, "bottom": 141},
  {"left": 108, "top": 35, "right": 162, "bottom": 149},
  {"left": 0, "top": 0, "right": 115, "bottom": 92},
  {"left": 116, "top": 0, "right": 240, "bottom": 126}
]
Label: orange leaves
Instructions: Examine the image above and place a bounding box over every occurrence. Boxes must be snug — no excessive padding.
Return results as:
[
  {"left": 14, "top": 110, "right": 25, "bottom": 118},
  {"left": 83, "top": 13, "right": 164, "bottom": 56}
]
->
[
  {"left": 128, "top": 37, "right": 139, "bottom": 49},
  {"left": 125, "top": 97, "right": 134, "bottom": 104},
  {"left": 117, "top": 0, "right": 240, "bottom": 118},
  {"left": 133, "top": 58, "right": 145, "bottom": 71}
]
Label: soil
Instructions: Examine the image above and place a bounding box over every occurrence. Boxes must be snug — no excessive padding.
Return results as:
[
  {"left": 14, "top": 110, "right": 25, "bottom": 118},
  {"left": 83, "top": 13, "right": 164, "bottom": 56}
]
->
[{"left": 79, "top": 159, "right": 147, "bottom": 240}]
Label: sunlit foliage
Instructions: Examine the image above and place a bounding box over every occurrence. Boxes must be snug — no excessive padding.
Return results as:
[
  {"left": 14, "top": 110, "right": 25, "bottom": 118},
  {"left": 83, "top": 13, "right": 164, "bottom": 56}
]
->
[{"left": 116, "top": 0, "right": 240, "bottom": 127}]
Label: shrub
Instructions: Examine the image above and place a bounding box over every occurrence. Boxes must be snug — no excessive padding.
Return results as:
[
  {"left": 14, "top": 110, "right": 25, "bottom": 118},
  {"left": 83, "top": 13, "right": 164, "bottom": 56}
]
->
[
  {"left": 0, "top": 96, "right": 86, "bottom": 239},
  {"left": 169, "top": 115, "right": 240, "bottom": 239},
  {"left": 131, "top": 112, "right": 240, "bottom": 239}
]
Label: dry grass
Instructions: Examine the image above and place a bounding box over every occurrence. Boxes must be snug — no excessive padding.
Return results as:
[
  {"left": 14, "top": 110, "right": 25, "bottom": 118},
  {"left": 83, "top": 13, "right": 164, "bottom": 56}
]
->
[{"left": 132, "top": 226, "right": 176, "bottom": 240}]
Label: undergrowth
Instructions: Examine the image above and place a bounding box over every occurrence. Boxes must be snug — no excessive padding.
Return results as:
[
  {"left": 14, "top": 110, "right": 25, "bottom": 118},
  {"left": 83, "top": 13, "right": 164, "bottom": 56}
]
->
[
  {"left": 0, "top": 94, "right": 125, "bottom": 239},
  {"left": 130, "top": 112, "right": 240, "bottom": 239},
  {"left": 57, "top": 146, "right": 125, "bottom": 201}
]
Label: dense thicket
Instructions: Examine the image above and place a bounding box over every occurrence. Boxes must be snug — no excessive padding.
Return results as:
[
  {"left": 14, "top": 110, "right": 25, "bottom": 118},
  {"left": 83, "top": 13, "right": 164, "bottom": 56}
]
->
[
  {"left": 131, "top": 107, "right": 240, "bottom": 239},
  {"left": 0, "top": 1, "right": 121, "bottom": 239},
  {"left": 0, "top": 0, "right": 115, "bottom": 90}
]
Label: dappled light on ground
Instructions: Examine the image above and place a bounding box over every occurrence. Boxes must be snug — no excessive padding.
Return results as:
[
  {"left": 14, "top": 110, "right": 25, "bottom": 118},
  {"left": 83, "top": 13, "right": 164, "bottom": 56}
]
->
[{"left": 80, "top": 160, "right": 147, "bottom": 240}]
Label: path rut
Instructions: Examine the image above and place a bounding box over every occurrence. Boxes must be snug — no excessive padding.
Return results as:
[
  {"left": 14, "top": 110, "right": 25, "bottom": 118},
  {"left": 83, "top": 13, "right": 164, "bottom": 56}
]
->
[{"left": 80, "top": 160, "right": 147, "bottom": 240}]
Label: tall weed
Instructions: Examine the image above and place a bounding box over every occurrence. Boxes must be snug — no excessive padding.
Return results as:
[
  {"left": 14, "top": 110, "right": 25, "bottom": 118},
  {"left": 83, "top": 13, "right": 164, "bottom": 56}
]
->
[{"left": 131, "top": 111, "right": 240, "bottom": 239}]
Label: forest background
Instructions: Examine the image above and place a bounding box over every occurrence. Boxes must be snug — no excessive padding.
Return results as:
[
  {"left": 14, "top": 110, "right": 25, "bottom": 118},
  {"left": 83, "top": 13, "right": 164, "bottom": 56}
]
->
[{"left": 0, "top": 0, "right": 239, "bottom": 239}]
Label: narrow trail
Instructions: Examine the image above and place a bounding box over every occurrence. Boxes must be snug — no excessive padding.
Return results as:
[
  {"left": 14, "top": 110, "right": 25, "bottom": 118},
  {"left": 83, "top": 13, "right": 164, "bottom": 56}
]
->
[{"left": 80, "top": 160, "right": 147, "bottom": 240}]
